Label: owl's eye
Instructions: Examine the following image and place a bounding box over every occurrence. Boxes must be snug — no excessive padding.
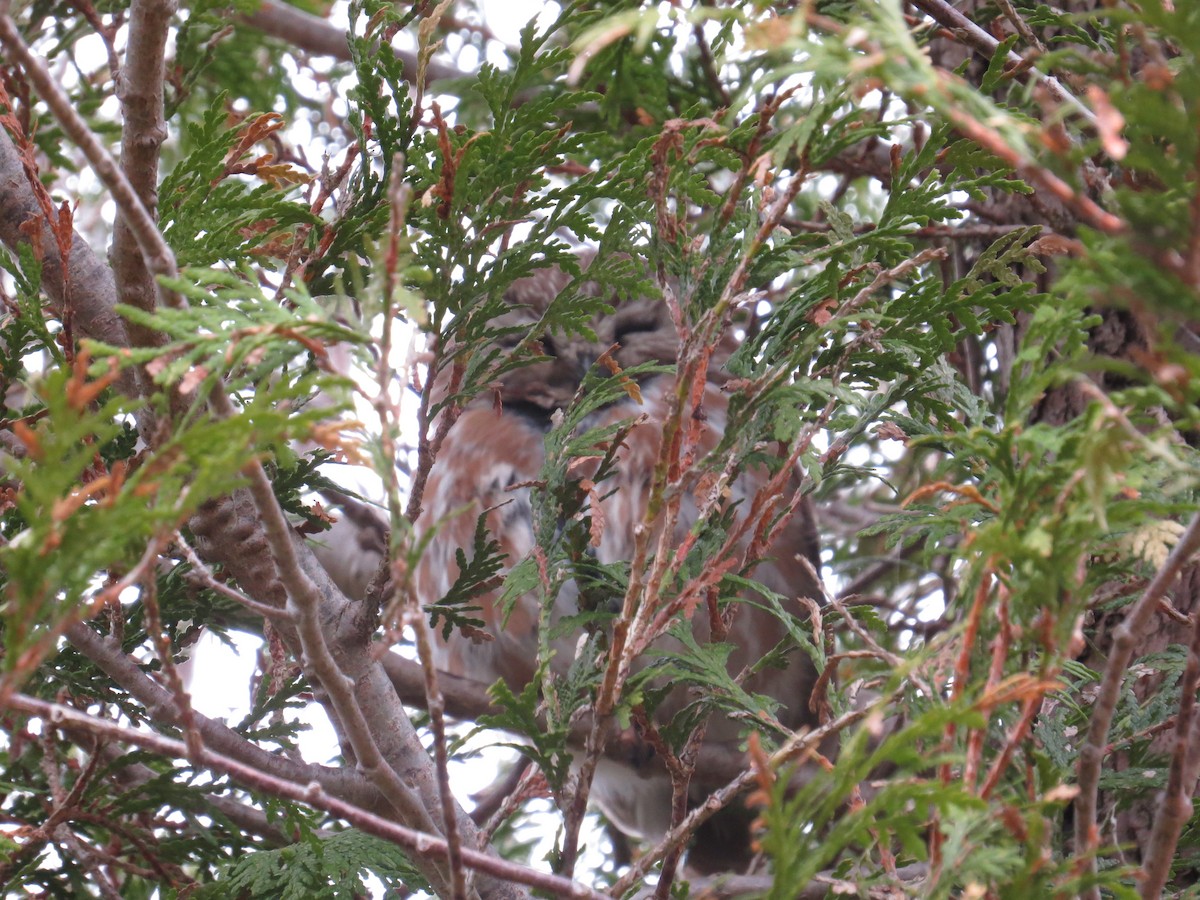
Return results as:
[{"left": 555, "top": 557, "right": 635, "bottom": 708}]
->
[
  {"left": 495, "top": 327, "right": 549, "bottom": 354},
  {"left": 613, "top": 312, "right": 661, "bottom": 344}
]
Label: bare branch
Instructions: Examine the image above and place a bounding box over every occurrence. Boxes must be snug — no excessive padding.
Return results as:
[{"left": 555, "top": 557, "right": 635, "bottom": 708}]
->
[
  {"left": 64, "top": 621, "right": 381, "bottom": 809},
  {"left": 610, "top": 702, "right": 876, "bottom": 895},
  {"left": 1075, "top": 511, "right": 1200, "bottom": 899},
  {"left": 1139, "top": 575, "right": 1200, "bottom": 898},
  {"left": 4, "top": 693, "right": 600, "bottom": 900},
  {"left": 0, "top": 11, "right": 180, "bottom": 301},
  {"left": 993, "top": 0, "right": 1047, "bottom": 55},
  {"left": 909, "top": 0, "right": 1092, "bottom": 123},
  {"left": 110, "top": 0, "right": 174, "bottom": 341}
]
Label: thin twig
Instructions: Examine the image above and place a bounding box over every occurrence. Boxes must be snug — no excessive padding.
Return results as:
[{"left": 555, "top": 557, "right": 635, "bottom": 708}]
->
[
  {"left": 176, "top": 535, "right": 295, "bottom": 620},
  {"left": 377, "top": 156, "right": 466, "bottom": 899},
  {"left": 993, "top": 0, "right": 1047, "bottom": 55},
  {"left": 965, "top": 582, "right": 1011, "bottom": 793},
  {"left": 909, "top": 0, "right": 1091, "bottom": 123},
  {"left": 138, "top": 542, "right": 203, "bottom": 758},
  {"left": 609, "top": 702, "right": 876, "bottom": 896},
  {"left": 472, "top": 757, "right": 533, "bottom": 831},
  {"left": 1138, "top": 576, "right": 1200, "bottom": 898},
  {"left": 836, "top": 540, "right": 926, "bottom": 600},
  {"left": 2, "top": 693, "right": 601, "bottom": 900},
  {"left": 63, "top": 621, "right": 378, "bottom": 806}
]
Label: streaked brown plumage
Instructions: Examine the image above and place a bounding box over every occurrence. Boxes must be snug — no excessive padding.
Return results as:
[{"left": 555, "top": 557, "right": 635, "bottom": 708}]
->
[{"left": 415, "top": 253, "right": 824, "bottom": 870}]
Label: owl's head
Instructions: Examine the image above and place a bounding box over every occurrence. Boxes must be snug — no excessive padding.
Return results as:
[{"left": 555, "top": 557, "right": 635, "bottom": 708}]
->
[{"left": 483, "top": 252, "right": 680, "bottom": 418}]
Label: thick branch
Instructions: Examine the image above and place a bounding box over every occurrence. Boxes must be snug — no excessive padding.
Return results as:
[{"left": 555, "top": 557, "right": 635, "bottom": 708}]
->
[
  {"left": 0, "top": 12, "right": 178, "bottom": 294},
  {"left": 227, "top": 438, "right": 448, "bottom": 849},
  {"left": 1138, "top": 578, "right": 1200, "bottom": 898},
  {"left": 0, "top": 129, "right": 136, "bottom": 388},
  {"left": 110, "top": 0, "right": 174, "bottom": 342},
  {"left": 290, "top": 523, "right": 528, "bottom": 900}
]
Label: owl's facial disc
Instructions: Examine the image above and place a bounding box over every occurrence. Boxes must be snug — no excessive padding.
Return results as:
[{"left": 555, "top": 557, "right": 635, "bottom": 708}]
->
[{"left": 487, "top": 257, "right": 684, "bottom": 423}]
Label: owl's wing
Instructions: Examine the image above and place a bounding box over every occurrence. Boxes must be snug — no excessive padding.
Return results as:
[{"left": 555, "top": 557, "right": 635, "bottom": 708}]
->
[{"left": 415, "top": 406, "right": 578, "bottom": 691}]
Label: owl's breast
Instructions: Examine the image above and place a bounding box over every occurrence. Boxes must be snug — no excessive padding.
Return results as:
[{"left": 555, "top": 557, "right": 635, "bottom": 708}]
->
[{"left": 416, "top": 406, "right": 558, "bottom": 689}]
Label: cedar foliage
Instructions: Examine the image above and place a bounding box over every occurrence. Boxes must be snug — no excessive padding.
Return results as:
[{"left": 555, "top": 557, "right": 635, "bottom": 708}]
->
[{"left": 0, "top": 0, "right": 1198, "bottom": 897}]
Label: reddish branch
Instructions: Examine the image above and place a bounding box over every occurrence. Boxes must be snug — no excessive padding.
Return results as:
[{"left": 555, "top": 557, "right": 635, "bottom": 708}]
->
[{"left": 908, "top": 0, "right": 1092, "bottom": 123}]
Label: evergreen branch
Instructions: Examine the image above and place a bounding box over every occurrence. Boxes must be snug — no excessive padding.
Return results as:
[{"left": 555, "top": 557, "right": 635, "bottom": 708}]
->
[
  {"left": 376, "top": 159, "right": 470, "bottom": 900},
  {"left": 0, "top": 19, "right": 486, "bottom": 883},
  {"left": 93, "top": 742, "right": 299, "bottom": 847}
]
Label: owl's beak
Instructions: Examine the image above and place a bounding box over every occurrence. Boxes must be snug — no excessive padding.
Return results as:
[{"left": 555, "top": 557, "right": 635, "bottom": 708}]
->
[{"left": 571, "top": 344, "right": 602, "bottom": 382}]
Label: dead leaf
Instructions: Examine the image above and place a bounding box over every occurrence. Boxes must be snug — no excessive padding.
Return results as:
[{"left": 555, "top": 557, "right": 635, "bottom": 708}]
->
[
  {"left": 1087, "top": 85, "right": 1128, "bottom": 161},
  {"left": 807, "top": 297, "right": 838, "bottom": 326}
]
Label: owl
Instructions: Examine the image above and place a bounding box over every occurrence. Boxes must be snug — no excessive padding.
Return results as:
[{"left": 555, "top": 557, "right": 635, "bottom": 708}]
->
[{"left": 414, "top": 253, "right": 824, "bottom": 872}]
